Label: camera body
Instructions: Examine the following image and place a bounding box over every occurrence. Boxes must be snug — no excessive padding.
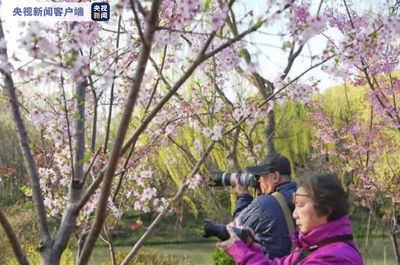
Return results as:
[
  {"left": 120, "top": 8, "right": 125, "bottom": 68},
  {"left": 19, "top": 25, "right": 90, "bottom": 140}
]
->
[
  {"left": 210, "top": 171, "right": 260, "bottom": 188},
  {"left": 203, "top": 219, "right": 252, "bottom": 242}
]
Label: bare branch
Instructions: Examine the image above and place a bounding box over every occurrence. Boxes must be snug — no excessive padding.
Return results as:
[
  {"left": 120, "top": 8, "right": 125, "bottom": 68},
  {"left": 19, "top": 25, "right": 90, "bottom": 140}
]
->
[
  {"left": 88, "top": 72, "right": 99, "bottom": 154},
  {"left": 104, "top": 15, "right": 123, "bottom": 153},
  {"left": 130, "top": 0, "right": 147, "bottom": 47},
  {"left": 168, "top": 135, "right": 198, "bottom": 166},
  {"left": 281, "top": 45, "right": 304, "bottom": 81},
  {"left": 134, "top": 0, "right": 148, "bottom": 17},
  {"left": 317, "top": 0, "right": 324, "bottom": 16},
  {"left": 143, "top": 46, "right": 168, "bottom": 117},
  {"left": 149, "top": 54, "right": 184, "bottom": 101},
  {"left": 120, "top": 32, "right": 216, "bottom": 156},
  {"left": 343, "top": 0, "right": 355, "bottom": 29},
  {"left": 0, "top": 209, "right": 30, "bottom": 265},
  {"left": 74, "top": 171, "right": 104, "bottom": 214},
  {"left": 82, "top": 148, "right": 102, "bottom": 187}
]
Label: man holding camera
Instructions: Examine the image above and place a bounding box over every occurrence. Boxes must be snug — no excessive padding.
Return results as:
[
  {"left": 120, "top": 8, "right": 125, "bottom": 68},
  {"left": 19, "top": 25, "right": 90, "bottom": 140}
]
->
[{"left": 233, "top": 152, "right": 296, "bottom": 259}]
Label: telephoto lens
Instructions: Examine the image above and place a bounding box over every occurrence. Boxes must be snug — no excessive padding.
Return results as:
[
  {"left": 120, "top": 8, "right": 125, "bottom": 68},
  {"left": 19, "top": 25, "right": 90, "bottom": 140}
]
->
[
  {"left": 203, "top": 219, "right": 252, "bottom": 242},
  {"left": 209, "top": 171, "right": 259, "bottom": 188}
]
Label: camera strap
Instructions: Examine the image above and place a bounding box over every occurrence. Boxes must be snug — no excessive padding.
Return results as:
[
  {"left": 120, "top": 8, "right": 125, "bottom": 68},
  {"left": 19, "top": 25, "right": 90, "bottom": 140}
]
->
[
  {"left": 292, "top": 234, "right": 356, "bottom": 265},
  {"left": 272, "top": 192, "right": 295, "bottom": 234}
]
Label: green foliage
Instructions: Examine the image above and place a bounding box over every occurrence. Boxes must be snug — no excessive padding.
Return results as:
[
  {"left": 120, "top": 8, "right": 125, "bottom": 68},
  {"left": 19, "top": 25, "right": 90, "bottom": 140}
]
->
[
  {"left": 212, "top": 147, "right": 229, "bottom": 171},
  {"left": 183, "top": 196, "right": 199, "bottom": 219},
  {"left": 282, "top": 41, "right": 294, "bottom": 51},
  {"left": 211, "top": 248, "right": 235, "bottom": 265},
  {"left": 128, "top": 96, "right": 318, "bottom": 223},
  {"left": 80, "top": 152, "right": 92, "bottom": 164},
  {"left": 229, "top": 190, "right": 236, "bottom": 216},
  {"left": 1, "top": 203, "right": 73, "bottom": 264},
  {"left": 322, "top": 84, "right": 367, "bottom": 125},
  {"left": 0, "top": 103, "right": 26, "bottom": 206},
  {"left": 110, "top": 208, "right": 209, "bottom": 246},
  {"left": 6, "top": 245, "right": 75, "bottom": 265},
  {"left": 203, "top": 0, "right": 212, "bottom": 10},
  {"left": 349, "top": 208, "right": 386, "bottom": 238},
  {"left": 102, "top": 247, "right": 194, "bottom": 265},
  {"left": 274, "top": 102, "right": 312, "bottom": 176}
]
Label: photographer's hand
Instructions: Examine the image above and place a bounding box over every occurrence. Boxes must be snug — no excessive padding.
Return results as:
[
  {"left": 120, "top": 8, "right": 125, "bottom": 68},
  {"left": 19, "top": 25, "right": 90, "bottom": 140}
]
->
[
  {"left": 216, "top": 225, "right": 240, "bottom": 252},
  {"left": 216, "top": 224, "right": 255, "bottom": 252},
  {"left": 234, "top": 179, "right": 250, "bottom": 195}
]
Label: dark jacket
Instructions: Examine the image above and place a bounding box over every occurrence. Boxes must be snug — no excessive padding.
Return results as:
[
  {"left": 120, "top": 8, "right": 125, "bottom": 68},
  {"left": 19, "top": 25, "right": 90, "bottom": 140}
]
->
[{"left": 233, "top": 182, "right": 297, "bottom": 259}]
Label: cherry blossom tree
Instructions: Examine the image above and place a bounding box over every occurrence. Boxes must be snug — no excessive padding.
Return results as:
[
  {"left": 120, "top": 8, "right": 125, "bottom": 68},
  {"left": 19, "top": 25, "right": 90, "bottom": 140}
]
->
[
  {"left": 309, "top": 1, "right": 399, "bottom": 262},
  {"left": 0, "top": 0, "right": 398, "bottom": 265}
]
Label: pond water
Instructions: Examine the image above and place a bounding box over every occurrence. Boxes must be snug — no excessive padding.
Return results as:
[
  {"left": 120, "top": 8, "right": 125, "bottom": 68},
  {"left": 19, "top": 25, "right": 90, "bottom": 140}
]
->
[
  {"left": 88, "top": 242, "right": 215, "bottom": 265},
  {"left": 90, "top": 237, "right": 398, "bottom": 265}
]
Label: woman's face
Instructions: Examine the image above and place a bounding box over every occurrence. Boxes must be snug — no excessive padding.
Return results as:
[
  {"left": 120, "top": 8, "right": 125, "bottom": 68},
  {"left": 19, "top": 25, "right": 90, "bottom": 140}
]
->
[{"left": 292, "top": 186, "right": 329, "bottom": 234}]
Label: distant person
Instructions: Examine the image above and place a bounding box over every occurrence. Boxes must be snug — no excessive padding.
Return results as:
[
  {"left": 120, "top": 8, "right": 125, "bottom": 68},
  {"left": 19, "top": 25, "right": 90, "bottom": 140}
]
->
[
  {"left": 233, "top": 152, "right": 297, "bottom": 258},
  {"left": 218, "top": 172, "right": 363, "bottom": 265}
]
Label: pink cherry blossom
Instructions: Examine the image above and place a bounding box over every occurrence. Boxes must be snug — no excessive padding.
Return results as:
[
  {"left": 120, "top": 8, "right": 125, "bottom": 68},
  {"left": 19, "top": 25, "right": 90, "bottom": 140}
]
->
[
  {"left": 194, "top": 139, "right": 202, "bottom": 155},
  {"left": 187, "top": 174, "right": 203, "bottom": 190},
  {"left": 299, "top": 15, "right": 327, "bottom": 45},
  {"left": 0, "top": 55, "right": 14, "bottom": 74}
]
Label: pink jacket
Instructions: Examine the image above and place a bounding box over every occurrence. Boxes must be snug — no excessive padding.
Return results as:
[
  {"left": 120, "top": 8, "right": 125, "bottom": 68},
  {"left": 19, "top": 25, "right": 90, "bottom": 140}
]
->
[{"left": 228, "top": 215, "right": 364, "bottom": 265}]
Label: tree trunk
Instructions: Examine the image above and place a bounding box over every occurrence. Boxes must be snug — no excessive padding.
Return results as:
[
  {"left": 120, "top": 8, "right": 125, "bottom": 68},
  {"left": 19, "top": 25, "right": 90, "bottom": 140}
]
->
[
  {"left": 362, "top": 209, "right": 372, "bottom": 264},
  {"left": 1, "top": 18, "right": 52, "bottom": 253},
  {"left": 263, "top": 109, "right": 276, "bottom": 154},
  {"left": 108, "top": 240, "right": 117, "bottom": 265},
  {"left": 389, "top": 233, "right": 400, "bottom": 265},
  {"left": 227, "top": 126, "right": 241, "bottom": 172},
  {"left": 41, "top": 249, "right": 62, "bottom": 265}
]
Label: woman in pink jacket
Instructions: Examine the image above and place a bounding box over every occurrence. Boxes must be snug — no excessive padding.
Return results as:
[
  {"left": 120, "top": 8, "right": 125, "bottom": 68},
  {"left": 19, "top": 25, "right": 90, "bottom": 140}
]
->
[{"left": 217, "top": 173, "right": 364, "bottom": 265}]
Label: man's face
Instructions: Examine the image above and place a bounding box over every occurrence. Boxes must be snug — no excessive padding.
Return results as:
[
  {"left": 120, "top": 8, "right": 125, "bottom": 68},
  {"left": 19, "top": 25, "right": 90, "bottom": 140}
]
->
[{"left": 258, "top": 172, "right": 277, "bottom": 194}]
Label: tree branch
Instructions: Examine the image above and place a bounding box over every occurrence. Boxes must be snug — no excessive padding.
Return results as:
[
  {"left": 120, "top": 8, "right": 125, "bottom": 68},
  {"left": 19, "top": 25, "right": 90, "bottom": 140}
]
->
[
  {"left": 143, "top": 46, "right": 168, "bottom": 117},
  {"left": 59, "top": 74, "right": 76, "bottom": 182},
  {"left": 120, "top": 142, "right": 215, "bottom": 265},
  {"left": 0, "top": 208, "right": 30, "bottom": 265},
  {"left": 77, "top": 1, "right": 162, "bottom": 263},
  {"left": 130, "top": 0, "right": 147, "bottom": 47},
  {"left": 121, "top": 12, "right": 268, "bottom": 156},
  {"left": 224, "top": 55, "right": 335, "bottom": 135},
  {"left": 104, "top": 15, "right": 123, "bottom": 153},
  {"left": 0, "top": 18, "right": 51, "bottom": 246},
  {"left": 54, "top": 21, "right": 88, "bottom": 255}
]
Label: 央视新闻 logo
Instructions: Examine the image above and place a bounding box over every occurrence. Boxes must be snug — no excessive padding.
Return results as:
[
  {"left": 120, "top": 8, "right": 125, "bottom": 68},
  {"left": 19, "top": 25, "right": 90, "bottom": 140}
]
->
[{"left": 91, "top": 2, "right": 109, "bottom": 21}]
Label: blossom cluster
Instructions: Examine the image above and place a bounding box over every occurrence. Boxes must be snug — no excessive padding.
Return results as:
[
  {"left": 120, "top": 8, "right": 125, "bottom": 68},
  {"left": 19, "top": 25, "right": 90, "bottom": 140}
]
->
[
  {"left": 160, "top": 0, "right": 201, "bottom": 29},
  {"left": 186, "top": 174, "right": 203, "bottom": 190}
]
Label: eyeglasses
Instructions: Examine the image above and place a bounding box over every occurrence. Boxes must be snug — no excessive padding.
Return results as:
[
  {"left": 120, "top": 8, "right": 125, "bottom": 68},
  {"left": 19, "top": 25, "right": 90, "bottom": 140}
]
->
[{"left": 292, "top": 193, "right": 310, "bottom": 204}]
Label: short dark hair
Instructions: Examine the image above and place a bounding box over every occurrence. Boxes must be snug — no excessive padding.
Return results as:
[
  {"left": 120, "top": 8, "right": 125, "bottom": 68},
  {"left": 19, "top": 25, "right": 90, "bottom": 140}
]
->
[{"left": 297, "top": 172, "right": 348, "bottom": 221}]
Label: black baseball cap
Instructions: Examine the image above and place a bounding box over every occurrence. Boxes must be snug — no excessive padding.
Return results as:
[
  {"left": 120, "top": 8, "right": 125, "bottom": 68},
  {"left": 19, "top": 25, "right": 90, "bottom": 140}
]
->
[{"left": 245, "top": 153, "right": 291, "bottom": 176}]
